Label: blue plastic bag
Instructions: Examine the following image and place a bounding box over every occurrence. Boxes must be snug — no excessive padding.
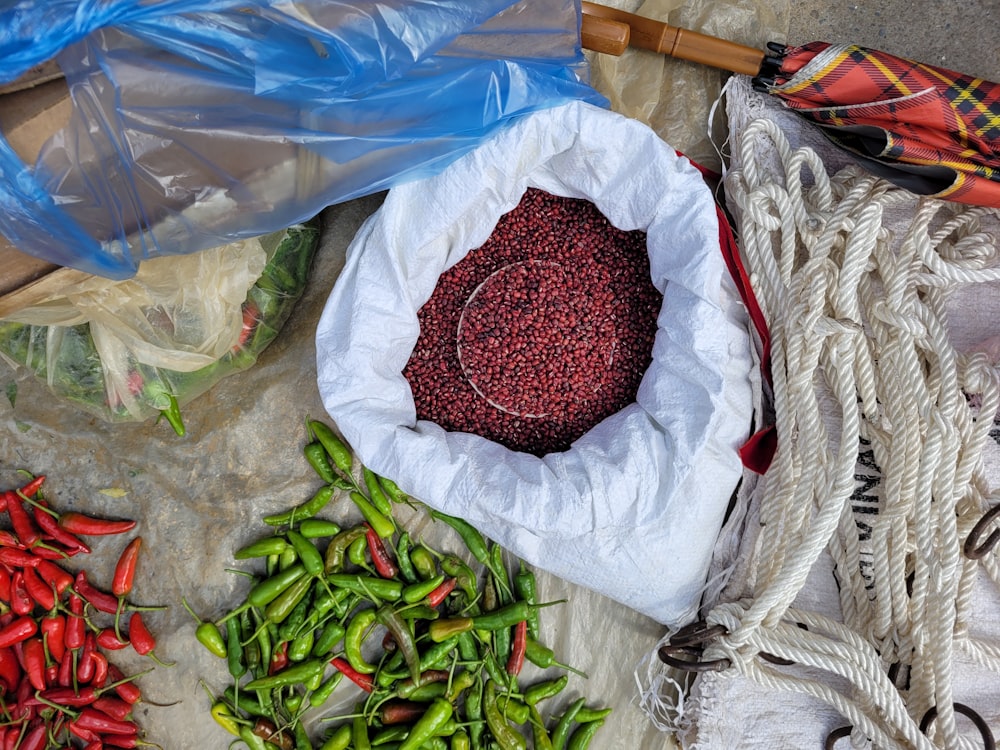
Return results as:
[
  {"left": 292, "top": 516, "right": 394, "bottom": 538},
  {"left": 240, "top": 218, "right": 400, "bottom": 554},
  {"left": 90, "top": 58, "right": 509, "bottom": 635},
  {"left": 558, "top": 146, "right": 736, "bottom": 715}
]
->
[{"left": 0, "top": 0, "right": 604, "bottom": 278}]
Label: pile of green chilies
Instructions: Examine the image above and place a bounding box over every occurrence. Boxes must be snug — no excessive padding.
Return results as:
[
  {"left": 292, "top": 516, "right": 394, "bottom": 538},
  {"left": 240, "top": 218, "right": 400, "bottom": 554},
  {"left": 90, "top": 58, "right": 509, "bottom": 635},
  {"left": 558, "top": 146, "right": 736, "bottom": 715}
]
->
[{"left": 190, "top": 419, "right": 610, "bottom": 750}]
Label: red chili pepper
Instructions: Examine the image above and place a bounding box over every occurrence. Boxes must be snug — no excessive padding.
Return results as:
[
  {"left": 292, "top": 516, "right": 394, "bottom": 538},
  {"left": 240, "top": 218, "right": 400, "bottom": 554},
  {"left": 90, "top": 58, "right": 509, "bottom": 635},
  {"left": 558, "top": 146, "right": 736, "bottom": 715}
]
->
[
  {"left": 111, "top": 537, "right": 142, "bottom": 598},
  {"left": 68, "top": 721, "right": 101, "bottom": 744},
  {"left": 0, "top": 547, "right": 41, "bottom": 569},
  {"left": 0, "top": 647, "right": 19, "bottom": 692},
  {"left": 22, "top": 638, "right": 46, "bottom": 691},
  {"left": 74, "top": 571, "right": 120, "bottom": 615},
  {"left": 106, "top": 664, "right": 141, "bottom": 705},
  {"left": 427, "top": 577, "right": 458, "bottom": 608},
  {"left": 0, "top": 568, "right": 11, "bottom": 602},
  {"left": 44, "top": 663, "right": 57, "bottom": 686},
  {"left": 77, "top": 632, "right": 97, "bottom": 683},
  {"left": 268, "top": 641, "right": 289, "bottom": 675},
  {"left": 18, "top": 722, "right": 47, "bottom": 750},
  {"left": 506, "top": 619, "right": 528, "bottom": 676},
  {"left": 58, "top": 648, "right": 73, "bottom": 687},
  {"left": 90, "top": 651, "right": 109, "bottom": 688},
  {"left": 33, "top": 504, "right": 90, "bottom": 555},
  {"left": 365, "top": 525, "right": 398, "bottom": 579},
  {"left": 96, "top": 628, "right": 129, "bottom": 651},
  {"left": 102, "top": 734, "right": 141, "bottom": 749},
  {"left": 58, "top": 513, "right": 136, "bottom": 537},
  {"left": 127, "top": 612, "right": 166, "bottom": 663},
  {"left": 0, "top": 617, "right": 36, "bottom": 650},
  {"left": 5, "top": 493, "right": 40, "bottom": 547},
  {"left": 21, "top": 565, "right": 55, "bottom": 612},
  {"left": 35, "top": 559, "right": 74, "bottom": 597},
  {"left": 83, "top": 742, "right": 103, "bottom": 750},
  {"left": 40, "top": 685, "right": 99, "bottom": 707},
  {"left": 0, "top": 529, "right": 24, "bottom": 548},
  {"left": 93, "top": 695, "right": 132, "bottom": 721},
  {"left": 40, "top": 614, "right": 66, "bottom": 664},
  {"left": 66, "top": 594, "right": 86, "bottom": 650},
  {"left": 9, "top": 572, "right": 32, "bottom": 616},
  {"left": 17, "top": 475, "right": 45, "bottom": 499},
  {"left": 74, "top": 707, "right": 139, "bottom": 736},
  {"left": 330, "top": 655, "right": 375, "bottom": 692}
]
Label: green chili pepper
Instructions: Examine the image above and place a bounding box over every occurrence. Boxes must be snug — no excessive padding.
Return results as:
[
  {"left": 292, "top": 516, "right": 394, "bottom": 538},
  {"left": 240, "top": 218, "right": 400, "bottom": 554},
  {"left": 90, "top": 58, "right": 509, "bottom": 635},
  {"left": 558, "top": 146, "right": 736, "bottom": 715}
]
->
[
  {"left": 243, "top": 659, "right": 326, "bottom": 690},
  {"left": 450, "top": 729, "right": 471, "bottom": 750},
  {"left": 524, "top": 675, "right": 568, "bottom": 706},
  {"left": 399, "top": 604, "right": 439, "bottom": 621},
  {"left": 482, "top": 651, "right": 509, "bottom": 690},
  {"left": 497, "top": 694, "right": 530, "bottom": 725},
  {"left": 439, "top": 555, "right": 477, "bottom": 602},
  {"left": 344, "top": 608, "right": 378, "bottom": 674},
  {"left": 348, "top": 535, "right": 369, "bottom": 568},
  {"left": 313, "top": 586, "right": 351, "bottom": 617},
  {"left": 409, "top": 545, "right": 437, "bottom": 581},
  {"left": 372, "top": 725, "right": 410, "bottom": 745},
  {"left": 305, "top": 666, "right": 324, "bottom": 692},
  {"left": 404, "top": 681, "right": 448, "bottom": 702},
  {"left": 376, "top": 604, "right": 421, "bottom": 683},
  {"left": 484, "top": 681, "right": 527, "bottom": 750},
  {"left": 325, "top": 526, "right": 368, "bottom": 573},
  {"left": 529, "top": 706, "right": 555, "bottom": 750},
  {"left": 279, "top": 544, "right": 299, "bottom": 570},
  {"left": 319, "top": 724, "right": 352, "bottom": 750},
  {"left": 312, "top": 621, "right": 346, "bottom": 657},
  {"left": 285, "top": 692, "right": 304, "bottom": 715},
  {"left": 352, "top": 712, "right": 372, "bottom": 750},
  {"left": 310, "top": 672, "right": 343, "bottom": 708},
  {"left": 286, "top": 530, "right": 324, "bottom": 577},
  {"left": 241, "top": 610, "right": 261, "bottom": 674},
  {"left": 292, "top": 718, "right": 312, "bottom": 750},
  {"left": 566, "top": 719, "right": 605, "bottom": 750},
  {"left": 224, "top": 686, "right": 267, "bottom": 717},
  {"left": 524, "top": 637, "right": 586, "bottom": 677},
  {"left": 225, "top": 616, "right": 246, "bottom": 679},
  {"left": 427, "top": 617, "right": 473, "bottom": 643},
  {"left": 264, "top": 485, "right": 336, "bottom": 526},
  {"left": 418, "top": 636, "right": 460, "bottom": 672},
  {"left": 235, "top": 536, "right": 290, "bottom": 560},
  {"left": 248, "top": 564, "right": 307, "bottom": 609},
  {"left": 447, "top": 671, "right": 475, "bottom": 703},
  {"left": 457, "top": 631, "right": 479, "bottom": 662},
  {"left": 181, "top": 598, "right": 228, "bottom": 658},
  {"left": 279, "top": 591, "right": 313, "bottom": 640},
  {"left": 304, "top": 441, "right": 336, "bottom": 483},
  {"left": 211, "top": 701, "right": 241, "bottom": 737},
  {"left": 402, "top": 574, "right": 445, "bottom": 604},
  {"left": 490, "top": 544, "right": 511, "bottom": 604},
  {"left": 308, "top": 420, "right": 354, "bottom": 475},
  {"left": 395, "top": 531, "right": 418, "bottom": 584},
  {"left": 265, "top": 575, "right": 313, "bottom": 625},
  {"left": 550, "top": 697, "right": 586, "bottom": 750},
  {"left": 513, "top": 562, "right": 541, "bottom": 640},
  {"left": 429, "top": 510, "right": 488, "bottom": 560},
  {"left": 466, "top": 677, "right": 485, "bottom": 749},
  {"left": 363, "top": 467, "right": 393, "bottom": 517},
  {"left": 298, "top": 519, "right": 341, "bottom": 539},
  {"left": 348, "top": 491, "right": 395, "bottom": 539},
  {"left": 378, "top": 475, "right": 408, "bottom": 504},
  {"left": 327, "top": 574, "right": 403, "bottom": 602},
  {"left": 159, "top": 393, "right": 186, "bottom": 437},
  {"left": 575, "top": 707, "right": 613, "bottom": 723},
  {"left": 397, "top": 697, "right": 454, "bottom": 750},
  {"left": 289, "top": 627, "right": 315, "bottom": 662}
]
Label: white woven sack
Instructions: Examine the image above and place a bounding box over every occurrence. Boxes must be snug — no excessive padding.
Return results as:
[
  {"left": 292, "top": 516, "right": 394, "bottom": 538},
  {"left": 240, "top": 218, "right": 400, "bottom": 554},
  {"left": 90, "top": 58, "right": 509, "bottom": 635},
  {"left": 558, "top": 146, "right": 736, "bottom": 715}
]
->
[{"left": 315, "top": 100, "right": 753, "bottom": 625}]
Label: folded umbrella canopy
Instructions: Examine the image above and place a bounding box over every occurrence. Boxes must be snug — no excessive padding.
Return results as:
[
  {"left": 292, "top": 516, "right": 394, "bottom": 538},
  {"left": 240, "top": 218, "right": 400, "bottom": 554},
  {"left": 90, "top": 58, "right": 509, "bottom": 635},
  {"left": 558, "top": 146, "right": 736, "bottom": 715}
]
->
[{"left": 581, "top": 3, "right": 1000, "bottom": 208}]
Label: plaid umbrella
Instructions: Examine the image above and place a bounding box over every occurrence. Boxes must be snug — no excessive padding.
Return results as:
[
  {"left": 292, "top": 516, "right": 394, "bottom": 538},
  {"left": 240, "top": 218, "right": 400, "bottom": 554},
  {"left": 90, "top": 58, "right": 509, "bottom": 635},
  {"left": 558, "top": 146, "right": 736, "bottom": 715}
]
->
[{"left": 581, "top": 3, "right": 1000, "bottom": 209}]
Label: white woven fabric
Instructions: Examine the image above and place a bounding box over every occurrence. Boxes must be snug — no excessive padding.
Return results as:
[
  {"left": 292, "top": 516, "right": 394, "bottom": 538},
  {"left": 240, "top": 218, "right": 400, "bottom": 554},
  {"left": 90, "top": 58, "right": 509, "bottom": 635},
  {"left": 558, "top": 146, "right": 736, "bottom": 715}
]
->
[{"left": 638, "top": 76, "right": 1000, "bottom": 749}]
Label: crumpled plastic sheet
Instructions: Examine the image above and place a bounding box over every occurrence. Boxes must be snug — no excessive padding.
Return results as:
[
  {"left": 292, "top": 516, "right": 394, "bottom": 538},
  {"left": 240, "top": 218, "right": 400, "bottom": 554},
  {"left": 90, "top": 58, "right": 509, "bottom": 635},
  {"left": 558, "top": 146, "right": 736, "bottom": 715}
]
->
[{"left": 0, "top": 1, "right": 789, "bottom": 748}]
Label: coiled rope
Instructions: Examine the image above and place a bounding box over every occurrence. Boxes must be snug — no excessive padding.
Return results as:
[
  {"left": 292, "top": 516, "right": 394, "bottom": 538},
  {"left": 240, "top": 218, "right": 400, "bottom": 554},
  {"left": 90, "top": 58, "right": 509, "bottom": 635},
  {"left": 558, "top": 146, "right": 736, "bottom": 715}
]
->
[{"left": 640, "top": 117, "right": 1000, "bottom": 749}]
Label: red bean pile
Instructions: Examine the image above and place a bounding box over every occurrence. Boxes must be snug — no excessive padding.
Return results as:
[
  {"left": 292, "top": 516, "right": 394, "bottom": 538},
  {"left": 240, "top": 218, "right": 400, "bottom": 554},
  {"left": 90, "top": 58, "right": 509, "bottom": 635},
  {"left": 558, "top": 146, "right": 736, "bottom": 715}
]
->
[{"left": 403, "top": 188, "right": 662, "bottom": 456}]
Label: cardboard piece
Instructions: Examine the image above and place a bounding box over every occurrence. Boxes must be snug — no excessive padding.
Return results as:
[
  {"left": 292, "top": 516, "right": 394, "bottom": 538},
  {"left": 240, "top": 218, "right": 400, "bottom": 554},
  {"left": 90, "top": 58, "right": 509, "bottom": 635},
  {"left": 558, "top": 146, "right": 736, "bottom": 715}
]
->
[{"left": 0, "top": 77, "right": 75, "bottom": 312}]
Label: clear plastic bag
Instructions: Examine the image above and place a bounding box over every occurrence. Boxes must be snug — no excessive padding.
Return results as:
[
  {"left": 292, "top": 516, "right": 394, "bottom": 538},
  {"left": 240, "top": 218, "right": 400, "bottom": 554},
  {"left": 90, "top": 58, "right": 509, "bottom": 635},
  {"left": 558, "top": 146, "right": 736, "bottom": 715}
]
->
[
  {"left": 0, "top": 222, "right": 320, "bottom": 428},
  {"left": 0, "top": 0, "right": 603, "bottom": 279}
]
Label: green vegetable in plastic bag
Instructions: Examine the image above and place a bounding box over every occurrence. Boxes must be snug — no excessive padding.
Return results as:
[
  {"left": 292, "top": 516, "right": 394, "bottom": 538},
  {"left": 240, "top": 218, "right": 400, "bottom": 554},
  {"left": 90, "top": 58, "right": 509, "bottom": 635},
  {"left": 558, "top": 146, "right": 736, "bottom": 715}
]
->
[{"left": 0, "top": 220, "right": 320, "bottom": 432}]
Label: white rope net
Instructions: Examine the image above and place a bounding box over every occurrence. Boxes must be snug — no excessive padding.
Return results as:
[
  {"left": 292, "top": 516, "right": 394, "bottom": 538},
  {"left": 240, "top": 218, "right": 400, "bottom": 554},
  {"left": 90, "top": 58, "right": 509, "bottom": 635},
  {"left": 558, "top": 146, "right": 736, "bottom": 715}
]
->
[{"left": 641, "top": 113, "right": 1000, "bottom": 749}]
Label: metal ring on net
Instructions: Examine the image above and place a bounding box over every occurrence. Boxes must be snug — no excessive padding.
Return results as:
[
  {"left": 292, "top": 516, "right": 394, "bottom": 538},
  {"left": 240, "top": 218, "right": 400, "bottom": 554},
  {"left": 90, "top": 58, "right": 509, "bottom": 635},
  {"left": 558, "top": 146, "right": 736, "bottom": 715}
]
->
[
  {"left": 963, "top": 503, "right": 1000, "bottom": 560},
  {"left": 658, "top": 621, "right": 732, "bottom": 673},
  {"left": 918, "top": 703, "right": 996, "bottom": 750}
]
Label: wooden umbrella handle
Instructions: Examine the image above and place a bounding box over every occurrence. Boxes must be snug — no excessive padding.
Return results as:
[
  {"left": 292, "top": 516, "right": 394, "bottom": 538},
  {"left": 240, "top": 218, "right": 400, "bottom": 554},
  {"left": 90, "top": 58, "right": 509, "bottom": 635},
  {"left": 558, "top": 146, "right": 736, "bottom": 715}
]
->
[
  {"left": 580, "top": 14, "right": 630, "bottom": 56},
  {"left": 581, "top": 1, "right": 766, "bottom": 76}
]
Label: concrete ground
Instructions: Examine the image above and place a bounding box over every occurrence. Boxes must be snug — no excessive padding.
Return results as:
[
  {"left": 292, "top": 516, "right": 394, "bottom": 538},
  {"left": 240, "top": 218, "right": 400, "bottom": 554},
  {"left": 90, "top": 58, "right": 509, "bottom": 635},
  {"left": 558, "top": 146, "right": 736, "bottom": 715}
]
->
[{"left": 787, "top": 0, "right": 1000, "bottom": 82}]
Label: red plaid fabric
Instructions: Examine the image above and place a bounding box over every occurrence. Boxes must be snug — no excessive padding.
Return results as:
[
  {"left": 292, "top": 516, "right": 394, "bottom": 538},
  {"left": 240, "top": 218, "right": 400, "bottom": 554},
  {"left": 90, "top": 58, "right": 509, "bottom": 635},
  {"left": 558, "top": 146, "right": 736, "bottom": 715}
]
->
[{"left": 769, "top": 41, "right": 1000, "bottom": 208}]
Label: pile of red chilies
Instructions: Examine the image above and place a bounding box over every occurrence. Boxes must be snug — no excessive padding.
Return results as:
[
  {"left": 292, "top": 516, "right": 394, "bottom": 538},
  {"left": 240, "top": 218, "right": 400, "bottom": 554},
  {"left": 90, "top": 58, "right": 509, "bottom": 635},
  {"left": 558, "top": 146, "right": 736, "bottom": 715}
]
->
[{"left": 0, "top": 474, "right": 159, "bottom": 750}]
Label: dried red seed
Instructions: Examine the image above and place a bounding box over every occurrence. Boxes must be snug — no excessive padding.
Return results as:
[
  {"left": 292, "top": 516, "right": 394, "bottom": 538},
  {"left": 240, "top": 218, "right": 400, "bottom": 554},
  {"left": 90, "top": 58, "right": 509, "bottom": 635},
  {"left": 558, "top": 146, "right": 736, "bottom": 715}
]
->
[{"left": 404, "top": 188, "right": 660, "bottom": 455}]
